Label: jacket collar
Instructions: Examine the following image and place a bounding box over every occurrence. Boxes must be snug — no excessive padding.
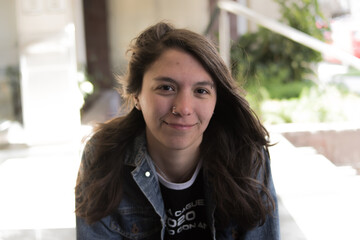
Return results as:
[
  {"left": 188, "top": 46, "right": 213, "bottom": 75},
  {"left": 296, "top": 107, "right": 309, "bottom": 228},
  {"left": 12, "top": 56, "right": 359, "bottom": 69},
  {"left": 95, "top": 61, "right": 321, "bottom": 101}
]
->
[{"left": 123, "top": 132, "right": 149, "bottom": 167}]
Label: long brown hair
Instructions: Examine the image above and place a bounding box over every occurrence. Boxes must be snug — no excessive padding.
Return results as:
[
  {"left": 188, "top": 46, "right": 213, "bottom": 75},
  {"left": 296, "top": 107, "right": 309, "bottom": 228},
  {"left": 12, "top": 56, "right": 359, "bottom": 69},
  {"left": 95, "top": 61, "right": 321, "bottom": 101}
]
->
[{"left": 75, "top": 22, "right": 275, "bottom": 230}]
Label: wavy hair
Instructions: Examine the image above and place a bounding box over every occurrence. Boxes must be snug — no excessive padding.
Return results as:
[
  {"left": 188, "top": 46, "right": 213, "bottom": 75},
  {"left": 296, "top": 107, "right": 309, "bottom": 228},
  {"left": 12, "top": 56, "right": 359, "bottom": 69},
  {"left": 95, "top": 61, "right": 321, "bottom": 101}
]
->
[{"left": 75, "top": 22, "right": 275, "bottom": 230}]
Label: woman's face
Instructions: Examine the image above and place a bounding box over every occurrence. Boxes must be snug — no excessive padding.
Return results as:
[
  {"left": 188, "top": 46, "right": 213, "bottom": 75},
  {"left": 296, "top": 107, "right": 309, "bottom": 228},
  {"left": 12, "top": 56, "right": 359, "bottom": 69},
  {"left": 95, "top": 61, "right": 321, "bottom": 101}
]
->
[{"left": 137, "top": 48, "right": 217, "bottom": 153}]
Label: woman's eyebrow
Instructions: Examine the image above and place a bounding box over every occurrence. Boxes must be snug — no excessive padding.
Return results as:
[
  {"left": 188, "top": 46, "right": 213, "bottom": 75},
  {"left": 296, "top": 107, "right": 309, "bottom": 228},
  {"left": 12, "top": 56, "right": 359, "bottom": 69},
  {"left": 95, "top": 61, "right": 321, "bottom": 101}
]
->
[
  {"left": 196, "top": 81, "right": 215, "bottom": 89},
  {"left": 153, "top": 76, "right": 177, "bottom": 84},
  {"left": 153, "top": 76, "right": 215, "bottom": 88}
]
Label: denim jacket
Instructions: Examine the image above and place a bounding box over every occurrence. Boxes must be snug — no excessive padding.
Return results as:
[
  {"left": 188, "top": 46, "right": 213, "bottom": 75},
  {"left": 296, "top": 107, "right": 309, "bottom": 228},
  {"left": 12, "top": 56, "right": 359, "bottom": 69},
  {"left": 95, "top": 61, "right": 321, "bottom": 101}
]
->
[{"left": 76, "top": 134, "right": 280, "bottom": 240}]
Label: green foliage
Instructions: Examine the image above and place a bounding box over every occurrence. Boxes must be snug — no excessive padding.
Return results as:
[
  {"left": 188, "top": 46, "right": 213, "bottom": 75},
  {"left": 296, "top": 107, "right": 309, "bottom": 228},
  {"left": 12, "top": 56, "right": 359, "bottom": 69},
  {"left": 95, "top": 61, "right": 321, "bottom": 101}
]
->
[
  {"left": 231, "top": 0, "right": 326, "bottom": 102},
  {"left": 230, "top": 0, "right": 336, "bottom": 123},
  {"left": 5, "top": 66, "right": 22, "bottom": 123},
  {"left": 276, "top": 0, "right": 324, "bottom": 40},
  {"left": 245, "top": 78, "right": 315, "bottom": 120},
  {"left": 261, "top": 85, "right": 360, "bottom": 124}
]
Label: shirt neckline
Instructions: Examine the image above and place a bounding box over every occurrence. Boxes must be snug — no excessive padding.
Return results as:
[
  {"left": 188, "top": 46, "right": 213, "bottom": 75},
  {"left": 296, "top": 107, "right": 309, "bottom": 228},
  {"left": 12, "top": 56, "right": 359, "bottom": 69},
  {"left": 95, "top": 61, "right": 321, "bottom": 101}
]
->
[{"left": 157, "top": 160, "right": 202, "bottom": 190}]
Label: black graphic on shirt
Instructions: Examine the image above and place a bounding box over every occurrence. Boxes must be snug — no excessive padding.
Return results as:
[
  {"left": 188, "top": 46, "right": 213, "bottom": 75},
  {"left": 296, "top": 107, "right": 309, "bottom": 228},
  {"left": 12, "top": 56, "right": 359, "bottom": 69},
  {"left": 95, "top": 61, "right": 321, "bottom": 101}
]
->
[{"left": 159, "top": 171, "right": 212, "bottom": 239}]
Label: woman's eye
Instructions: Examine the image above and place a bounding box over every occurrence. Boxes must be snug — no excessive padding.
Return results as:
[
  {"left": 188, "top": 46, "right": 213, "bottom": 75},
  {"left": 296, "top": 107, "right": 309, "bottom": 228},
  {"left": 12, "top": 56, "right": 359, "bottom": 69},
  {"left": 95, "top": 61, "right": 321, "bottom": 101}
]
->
[
  {"left": 196, "top": 88, "right": 209, "bottom": 94},
  {"left": 157, "top": 85, "right": 175, "bottom": 92},
  {"left": 162, "top": 85, "right": 174, "bottom": 91}
]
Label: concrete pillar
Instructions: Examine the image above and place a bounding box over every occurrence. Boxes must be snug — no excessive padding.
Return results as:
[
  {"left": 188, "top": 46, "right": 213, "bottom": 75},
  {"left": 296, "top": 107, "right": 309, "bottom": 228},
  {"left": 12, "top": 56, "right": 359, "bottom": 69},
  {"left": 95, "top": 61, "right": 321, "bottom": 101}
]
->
[{"left": 16, "top": 0, "right": 81, "bottom": 145}]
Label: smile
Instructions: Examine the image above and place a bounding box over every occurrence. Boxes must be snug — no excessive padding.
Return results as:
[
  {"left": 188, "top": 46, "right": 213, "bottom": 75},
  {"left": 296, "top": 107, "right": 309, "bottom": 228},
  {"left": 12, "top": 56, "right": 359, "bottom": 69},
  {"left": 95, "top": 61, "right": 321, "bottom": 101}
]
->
[{"left": 162, "top": 121, "right": 198, "bottom": 130}]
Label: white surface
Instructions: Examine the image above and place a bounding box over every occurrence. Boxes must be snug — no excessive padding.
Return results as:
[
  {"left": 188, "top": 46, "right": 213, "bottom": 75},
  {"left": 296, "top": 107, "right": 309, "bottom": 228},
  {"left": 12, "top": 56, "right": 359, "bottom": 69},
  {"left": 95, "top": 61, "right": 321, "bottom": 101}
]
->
[{"left": 270, "top": 133, "right": 360, "bottom": 240}]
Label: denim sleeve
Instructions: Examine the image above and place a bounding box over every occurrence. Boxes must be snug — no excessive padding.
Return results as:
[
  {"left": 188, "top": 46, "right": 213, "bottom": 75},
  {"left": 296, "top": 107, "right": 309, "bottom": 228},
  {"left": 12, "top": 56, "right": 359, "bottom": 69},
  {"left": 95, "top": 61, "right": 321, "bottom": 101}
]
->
[
  {"left": 242, "top": 153, "right": 280, "bottom": 240},
  {"left": 76, "top": 216, "right": 122, "bottom": 240}
]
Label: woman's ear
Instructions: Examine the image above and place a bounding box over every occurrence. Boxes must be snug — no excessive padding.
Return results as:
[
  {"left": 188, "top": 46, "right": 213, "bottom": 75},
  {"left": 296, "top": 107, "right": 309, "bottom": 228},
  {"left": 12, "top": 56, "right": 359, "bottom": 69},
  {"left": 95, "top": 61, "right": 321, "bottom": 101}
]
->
[{"left": 134, "top": 96, "right": 141, "bottom": 110}]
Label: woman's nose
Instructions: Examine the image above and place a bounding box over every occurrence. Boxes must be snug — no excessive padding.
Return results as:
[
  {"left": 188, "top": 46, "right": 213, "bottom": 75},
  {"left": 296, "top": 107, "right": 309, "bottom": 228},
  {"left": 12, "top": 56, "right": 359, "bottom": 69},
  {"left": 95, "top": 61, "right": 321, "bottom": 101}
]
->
[{"left": 173, "top": 92, "right": 193, "bottom": 116}]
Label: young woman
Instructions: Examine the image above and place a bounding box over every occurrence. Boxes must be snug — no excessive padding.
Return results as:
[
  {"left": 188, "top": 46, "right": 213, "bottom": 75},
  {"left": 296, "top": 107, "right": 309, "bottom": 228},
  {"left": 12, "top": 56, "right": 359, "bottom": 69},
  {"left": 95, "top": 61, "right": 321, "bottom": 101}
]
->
[{"left": 75, "top": 22, "right": 279, "bottom": 240}]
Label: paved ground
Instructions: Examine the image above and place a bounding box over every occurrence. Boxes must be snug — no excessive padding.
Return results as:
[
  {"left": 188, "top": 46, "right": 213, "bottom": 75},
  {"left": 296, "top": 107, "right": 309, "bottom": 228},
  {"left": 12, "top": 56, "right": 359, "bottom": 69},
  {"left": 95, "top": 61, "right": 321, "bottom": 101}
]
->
[{"left": 0, "top": 142, "right": 80, "bottom": 240}]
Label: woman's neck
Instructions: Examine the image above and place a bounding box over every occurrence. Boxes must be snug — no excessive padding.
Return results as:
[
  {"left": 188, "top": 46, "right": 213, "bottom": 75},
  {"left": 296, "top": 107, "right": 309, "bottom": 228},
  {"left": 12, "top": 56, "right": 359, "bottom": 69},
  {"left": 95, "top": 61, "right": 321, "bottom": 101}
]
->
[
  {"left": 147, "top": 139, "right": 201, "bottom": 183},
  {"left": 153, "top": 151, "right": 200, "bottom": 183}
]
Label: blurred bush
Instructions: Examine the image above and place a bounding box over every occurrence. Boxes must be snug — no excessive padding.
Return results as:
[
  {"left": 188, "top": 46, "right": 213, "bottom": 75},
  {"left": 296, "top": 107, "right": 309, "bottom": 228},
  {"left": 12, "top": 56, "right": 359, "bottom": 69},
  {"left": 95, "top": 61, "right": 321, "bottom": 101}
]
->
[
  {"left": 230, "top": 0, "right": 340, "bottom": 122},
  {"left": 261, "top": 85, "right": 360, "bottom": 124}
]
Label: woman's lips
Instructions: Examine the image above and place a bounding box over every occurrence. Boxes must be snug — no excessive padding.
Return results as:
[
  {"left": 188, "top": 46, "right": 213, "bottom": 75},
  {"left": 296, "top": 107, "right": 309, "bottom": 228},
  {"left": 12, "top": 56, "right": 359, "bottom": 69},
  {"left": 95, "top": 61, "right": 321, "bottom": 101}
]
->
[{"left": 163, "top": 121, "right": 198, "bottom": 130}]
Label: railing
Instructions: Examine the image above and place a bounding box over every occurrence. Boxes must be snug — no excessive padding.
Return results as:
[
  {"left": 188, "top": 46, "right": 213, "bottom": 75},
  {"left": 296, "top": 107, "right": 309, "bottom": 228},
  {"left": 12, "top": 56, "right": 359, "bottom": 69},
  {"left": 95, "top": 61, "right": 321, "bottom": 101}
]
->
[{"left": 217, "top": 0, "right": 360, "bottom": 70}]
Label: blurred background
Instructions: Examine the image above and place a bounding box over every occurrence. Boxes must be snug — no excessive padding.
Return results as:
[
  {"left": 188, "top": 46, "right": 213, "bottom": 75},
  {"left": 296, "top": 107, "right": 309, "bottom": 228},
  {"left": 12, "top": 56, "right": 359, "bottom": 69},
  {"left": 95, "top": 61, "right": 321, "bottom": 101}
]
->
[{"left": 0, "top": 0, "right": 359, "bottom": 239}]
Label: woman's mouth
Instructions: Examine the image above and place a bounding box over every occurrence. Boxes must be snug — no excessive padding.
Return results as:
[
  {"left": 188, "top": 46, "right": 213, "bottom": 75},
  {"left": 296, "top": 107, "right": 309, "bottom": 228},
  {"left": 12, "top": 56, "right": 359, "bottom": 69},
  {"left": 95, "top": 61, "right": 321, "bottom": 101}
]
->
[{"left": 163, "top": 121, "right": 198, "bottom": 130}]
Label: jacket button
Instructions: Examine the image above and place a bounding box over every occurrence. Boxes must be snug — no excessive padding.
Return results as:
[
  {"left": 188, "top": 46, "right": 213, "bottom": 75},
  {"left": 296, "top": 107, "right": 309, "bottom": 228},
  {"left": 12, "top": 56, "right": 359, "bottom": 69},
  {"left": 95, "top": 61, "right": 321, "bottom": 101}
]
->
[{"left": 145, "top": 171, "right": 151, "bottom": 177}]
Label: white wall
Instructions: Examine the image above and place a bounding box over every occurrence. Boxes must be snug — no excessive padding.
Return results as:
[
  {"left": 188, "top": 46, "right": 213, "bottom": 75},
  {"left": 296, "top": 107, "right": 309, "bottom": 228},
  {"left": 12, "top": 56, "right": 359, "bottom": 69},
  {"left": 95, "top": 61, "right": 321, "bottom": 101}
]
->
[
  {"left": 72, "top": 0, "right": 87, "bottom": 68},
  {"left": 16, "top": 0, "right": 81, "bottom": 145},
  {"left": 0, "top": 0, "right": 18, "bottom": 67},
  {"left": 107, "top": 0, "right": 210, "bottom": 72}
]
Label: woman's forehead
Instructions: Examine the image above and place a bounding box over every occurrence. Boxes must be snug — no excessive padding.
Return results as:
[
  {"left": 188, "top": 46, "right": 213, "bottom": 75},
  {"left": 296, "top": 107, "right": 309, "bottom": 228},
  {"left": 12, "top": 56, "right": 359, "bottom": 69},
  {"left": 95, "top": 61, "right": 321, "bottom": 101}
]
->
[{"left": 144, "top": 48, "right": 214, "bottom": 85}]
